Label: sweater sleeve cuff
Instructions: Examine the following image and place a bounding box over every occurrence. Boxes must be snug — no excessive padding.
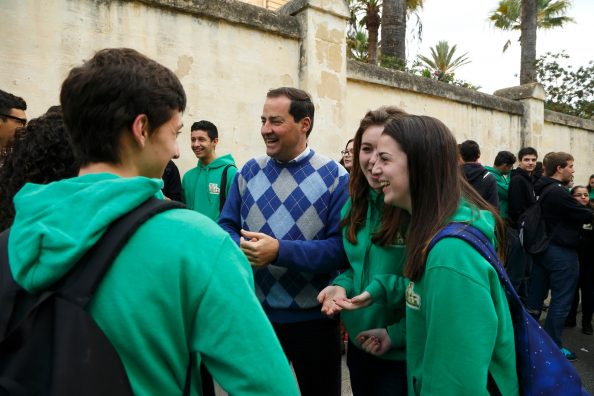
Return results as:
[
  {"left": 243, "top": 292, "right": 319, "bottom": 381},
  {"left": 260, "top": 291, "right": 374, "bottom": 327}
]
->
[
  {"left": 387, "top": 320, "right": 406, "bottom": 349},
  {"left": 332, "top": 273, "right": 354, "bottom": 297},
  {"left": 365, "top": 279, "right": 386, "bottom": 304}
]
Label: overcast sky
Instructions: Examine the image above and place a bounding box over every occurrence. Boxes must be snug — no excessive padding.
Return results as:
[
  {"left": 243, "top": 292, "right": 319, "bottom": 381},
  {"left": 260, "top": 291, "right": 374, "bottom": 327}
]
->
[{"left": 406, "top": 0, "right": 593, "bottom": 94}]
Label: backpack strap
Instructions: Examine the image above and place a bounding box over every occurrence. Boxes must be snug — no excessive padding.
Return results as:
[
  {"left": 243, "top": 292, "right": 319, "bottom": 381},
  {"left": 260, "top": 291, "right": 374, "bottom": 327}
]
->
[
  {"left": 57, "top": 197, "right": 184, "bottom": 306},
  {"left": 428, "top": 223, "right": 518, "bottom": 395},
  {"left": 0, "top": 230, "right": 21, "bottom": 337},
  {"left": 219, "top": 164, "right": 236, "bottom": 213}
]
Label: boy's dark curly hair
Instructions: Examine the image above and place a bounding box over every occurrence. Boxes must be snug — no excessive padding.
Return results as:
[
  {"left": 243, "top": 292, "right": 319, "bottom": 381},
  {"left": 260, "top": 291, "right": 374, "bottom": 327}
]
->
[{"left": 0, "top": 107, "right": 79, "bottom": 230}]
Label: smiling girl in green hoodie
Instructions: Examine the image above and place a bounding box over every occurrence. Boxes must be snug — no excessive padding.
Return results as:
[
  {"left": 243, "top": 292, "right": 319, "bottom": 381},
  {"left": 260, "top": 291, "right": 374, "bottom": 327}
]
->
[
  {"left": 362, "top": 114, "right": 519, "bottom": 396},
  {"left": 317, "top": 107, "right": 409, "bottom": 395}
]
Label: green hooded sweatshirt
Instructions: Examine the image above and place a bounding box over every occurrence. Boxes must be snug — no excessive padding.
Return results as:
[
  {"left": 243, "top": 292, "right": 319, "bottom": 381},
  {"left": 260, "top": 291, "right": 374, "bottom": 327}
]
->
[
  {"left": 182, "top": 153, "right": 237, "bottom": 221},
  {"left": 333, "top": 190, "right": 407, "bottom": 361},
  {"left": 485, "top": 166, "right": 510, "bottom": 219},
  {"left": 9, "top": 173, "right": 299, "bottom": 396},
  {"left": 405, "top": 201, "right": 518, "bottom": 396}
]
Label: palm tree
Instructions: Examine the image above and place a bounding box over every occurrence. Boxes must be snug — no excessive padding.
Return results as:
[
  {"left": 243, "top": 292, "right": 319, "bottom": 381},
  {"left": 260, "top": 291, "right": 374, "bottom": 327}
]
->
[
  {"left": 520, "top": 0, "right": 537, "bottom": 84},
  {"left": 348, "top": 0, "right": 382, "bottom": 65},
  {"left": 381, "top": 0, "right": 424, "bottom": 65},
  {"left": 489, "top": 0, "right": 574, "bottom": 51},
  {"left": 347, "top": 28, "right": 370, "bottom": 62},
  {"left": 417, "top": 41, "right": 470, "bottom": 82}
]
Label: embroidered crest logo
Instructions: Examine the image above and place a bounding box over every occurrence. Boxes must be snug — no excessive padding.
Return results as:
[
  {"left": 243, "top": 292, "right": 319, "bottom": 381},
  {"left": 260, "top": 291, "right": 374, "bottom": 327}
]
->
[
  {"left": 406, "top": 282, "right": 421, "bottom": 310},
  {"left": 208, "top": 183, "right": 221, "bottom": 195}
]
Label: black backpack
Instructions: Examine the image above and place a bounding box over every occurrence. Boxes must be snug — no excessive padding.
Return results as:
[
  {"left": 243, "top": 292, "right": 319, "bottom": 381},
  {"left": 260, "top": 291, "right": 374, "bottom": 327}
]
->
[
  {"left": 519, "top": 184, "right": 556, "bottom": 255},
  {"left": 219, "top": 164, "right": 237, "bottom": 213},
  {"left": 0, "top": 197, "right": 183, "bottom": 396}
]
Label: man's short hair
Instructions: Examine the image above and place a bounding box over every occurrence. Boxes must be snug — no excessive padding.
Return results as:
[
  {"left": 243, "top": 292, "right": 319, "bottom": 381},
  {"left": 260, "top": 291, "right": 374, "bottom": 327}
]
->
[
  {"left": 459, "top": 140, "right": 480, "bottom": 162},
  {"left": 266, "top": 87, "right": 314, "bottom": 137},
  {"left": 0, "top": 89, "right": 27, "bottom": 120},
  {"left": 543, "top": 152, "right": 573, "bottom": 176},
  {"left": 60, "top": 48, "right": 186, "bottom": 165},
  {"left": 494, "top": 150, "right": 517, "bottom": 167},
  {"left": 191, "top": 120, "right": 218, "bottom": 140},
  {"left": 518, "top": 147, "right": 538, "bottom": 161}
]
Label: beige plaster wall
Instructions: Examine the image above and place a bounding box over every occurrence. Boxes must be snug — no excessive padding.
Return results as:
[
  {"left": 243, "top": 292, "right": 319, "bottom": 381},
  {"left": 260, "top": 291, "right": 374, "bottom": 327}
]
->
[
  {"left": 0, "top": 0, "right": 300, "bottom": 175},
  {"left": 541, "top": 121, "right": 594, "bottom": 186},
  {"left": 345, "top": 79, "right": 524, "bottom": 166},
  {"left": 2, "top": 0, "right": 592, "bottom": 181}
]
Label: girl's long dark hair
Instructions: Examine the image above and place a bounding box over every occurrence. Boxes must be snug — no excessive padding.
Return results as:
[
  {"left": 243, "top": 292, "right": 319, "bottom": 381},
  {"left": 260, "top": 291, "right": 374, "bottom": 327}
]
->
[
  {"left": 341, "top": 106, "right": 409, "bottom": 246},
  {"left": 381, "top": 115, "right": 505, "bottom": 281},
  {"left": 0, "top": 107, "right": 79, "bottom": 231}
]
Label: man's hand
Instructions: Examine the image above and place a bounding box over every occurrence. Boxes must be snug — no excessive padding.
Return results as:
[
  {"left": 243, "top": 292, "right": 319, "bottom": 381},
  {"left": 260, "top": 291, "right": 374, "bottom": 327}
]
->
[
  {"left": 317, "top": 286, "right": 347, "bottom": 317},
  {"left": 333, "top": 291, "right": 372, "bottom": 311},
  {"left": 356, "top": 328, "right": 392, "bottom": 356},
  {"left": 239, "top": 229, "right": 279, "bottom": 268}
]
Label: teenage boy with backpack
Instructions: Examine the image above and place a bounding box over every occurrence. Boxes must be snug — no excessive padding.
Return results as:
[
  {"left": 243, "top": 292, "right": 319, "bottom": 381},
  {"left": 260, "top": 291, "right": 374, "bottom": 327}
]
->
[
  {"left": 3, "top": 48, "right": 298, "bottom": 395},
  {"left": 506, "top": 147, "right": 538, "bottom": 299},
  {"left": 182, "top": 120, "right": 237, "bottom": 220},
  {"left": 525, "top": 152, "right": 594, "bottom": 361}
]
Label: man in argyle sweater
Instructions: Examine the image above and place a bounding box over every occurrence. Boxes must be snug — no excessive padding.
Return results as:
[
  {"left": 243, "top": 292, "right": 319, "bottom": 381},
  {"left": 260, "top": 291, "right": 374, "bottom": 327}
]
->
[{"left": 219, "top": 87, "right": 349, "bottom": 395}]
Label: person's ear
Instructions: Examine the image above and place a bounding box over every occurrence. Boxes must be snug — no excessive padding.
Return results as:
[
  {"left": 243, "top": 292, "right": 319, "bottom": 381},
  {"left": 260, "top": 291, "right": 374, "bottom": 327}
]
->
[
  {"left": 300, "top": 117, "right": 311, "bottom": 135},
  {"left": 131, "top": 114, "right": 150, "bottom": 146}
]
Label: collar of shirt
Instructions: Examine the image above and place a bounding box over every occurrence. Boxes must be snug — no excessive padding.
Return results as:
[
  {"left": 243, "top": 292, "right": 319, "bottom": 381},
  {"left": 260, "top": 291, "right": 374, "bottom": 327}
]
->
[{"left": 273, "top": 146, "right": 311, "bottom": 164}]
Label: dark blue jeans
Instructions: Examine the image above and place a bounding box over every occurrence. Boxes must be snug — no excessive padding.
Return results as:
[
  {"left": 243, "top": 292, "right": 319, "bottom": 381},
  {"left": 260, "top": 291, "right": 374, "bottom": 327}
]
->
[
  {"left": 346, "top": 340, "right": 407, "bottom": 396},
  {"left": 526, "top": 243, "right": 579, "bottom": 347}
]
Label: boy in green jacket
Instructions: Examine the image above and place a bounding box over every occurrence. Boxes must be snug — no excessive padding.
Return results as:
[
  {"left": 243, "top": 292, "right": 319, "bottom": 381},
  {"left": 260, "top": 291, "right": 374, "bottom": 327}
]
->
[
  {"left": 182, "top": 120, "right": 237, "bottom": 221},
  {"left": 8, "top": 48, "right": 298, "bottom": 396},
  {"left": 485, "top": 150, "right": 516, "bottom": 219}
]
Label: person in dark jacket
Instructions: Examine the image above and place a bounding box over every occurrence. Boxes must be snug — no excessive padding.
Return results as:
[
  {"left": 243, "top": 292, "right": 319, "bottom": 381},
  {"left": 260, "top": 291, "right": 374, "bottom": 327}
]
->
[
  {"left": 566, "top": 186, "right": 594, "bottom": 335},
  {"left": 506, "top": 147, "right": 538, "bottom": 299},
  {"left": 162, "top": 159, "right": 183, "bottom": 202},
  {"left": 459, "top": 140, "right": 499, "bottom": 208},
  {"left": 525, "top": 152, "right": 594, "bottom": 361}
]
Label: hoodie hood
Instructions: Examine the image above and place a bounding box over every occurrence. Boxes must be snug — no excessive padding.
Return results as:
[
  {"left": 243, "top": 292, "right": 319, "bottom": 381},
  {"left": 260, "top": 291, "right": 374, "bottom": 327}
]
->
[
  {"left": 533, "top": 175, "right": 559, "bottom": 195},
  {"left": 510, "top": 167, "right": 532, "bottom": 181},
  {"left": 448, "top": 199, "right": 496, "bottom": 244},
  {"left": 461, "top": 163, "right": 489, "bottom": 184},
  {"left": 198, "top": 153, "right": 236, "bottom": 169},
  {"left": 9, "top": 173, "right": 164, "bottom": 292}
]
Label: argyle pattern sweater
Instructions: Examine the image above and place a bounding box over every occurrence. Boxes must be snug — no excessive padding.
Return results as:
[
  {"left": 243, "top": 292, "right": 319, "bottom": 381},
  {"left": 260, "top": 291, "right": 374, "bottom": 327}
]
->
[{"left": 219, "top": 150, "right": 349, "bottom": 323}]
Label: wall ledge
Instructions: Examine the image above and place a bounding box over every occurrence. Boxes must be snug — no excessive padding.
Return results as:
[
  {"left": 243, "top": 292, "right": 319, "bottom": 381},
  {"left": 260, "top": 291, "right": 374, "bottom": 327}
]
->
[
  {"left": 544, "top": 109, "right": 594, "bottom": 131},
  {"left": 135, "top": 0, "right": 301, "bottom": 39},
  {"left": 347, "top": 60, "right": 524, "bottom": 115}
]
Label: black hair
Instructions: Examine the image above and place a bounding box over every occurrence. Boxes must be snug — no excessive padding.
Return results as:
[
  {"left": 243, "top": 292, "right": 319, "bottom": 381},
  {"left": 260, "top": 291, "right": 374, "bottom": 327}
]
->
[
  {"left": 494, "top": 150, "right": 517, "bottom": 167},
  {"left": 266, "top": 87, "right": 315, "bottom": 137},
  {"left": 0, "top": 107, "right": 79, "bottom": 231},
  {"left": 459, "top": 140, "right": 480, "bottom": 162},
  {"left": 0, "top": 89, "right": 27, "bottom": 117},
  {"left": 517, "top": 147, "right": 538, "bottom": 161},
  {"left": 60, "top": 48, "right": 186, "bottom": 165},
  {"left": 191, "top": 120, "right": 218, "bottom": 140}
]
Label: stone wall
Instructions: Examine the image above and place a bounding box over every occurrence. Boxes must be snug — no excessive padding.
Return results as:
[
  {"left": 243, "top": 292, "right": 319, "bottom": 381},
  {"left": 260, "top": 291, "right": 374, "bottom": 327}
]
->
[{"left": 2, "top": 0, "right": 593, "bottom": 183}]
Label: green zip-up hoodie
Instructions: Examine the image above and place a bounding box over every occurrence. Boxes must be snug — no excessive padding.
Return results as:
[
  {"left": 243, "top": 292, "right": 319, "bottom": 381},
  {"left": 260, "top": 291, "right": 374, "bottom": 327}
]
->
[
  {"left": 8, "top": 173, "right": 298, "bottom": 396},
  {"left": 405, "top": 201, "right": 518, "bottom": 396},
  {"left": 333, "top": 190, "right": 407, "bottom": 361},
  {"left": 182, "top": 153, "right": 237, "bottom": 221},
  {"left": 485, "top": 166, "right": 510, "bottom": 219}
]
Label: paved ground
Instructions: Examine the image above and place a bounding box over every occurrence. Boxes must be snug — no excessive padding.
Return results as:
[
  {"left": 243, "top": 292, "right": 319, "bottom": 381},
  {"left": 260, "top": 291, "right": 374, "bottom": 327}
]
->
[
  {"left": 564, "top": 317, "right": 594, "bottom": 393},
  {"left": 216, "top": 317, "right": 593, "bottom": 396}
]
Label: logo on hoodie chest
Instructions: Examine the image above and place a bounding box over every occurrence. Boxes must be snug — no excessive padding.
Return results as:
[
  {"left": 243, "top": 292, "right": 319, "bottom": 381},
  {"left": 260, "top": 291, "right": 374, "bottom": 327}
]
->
[
  {"left": 406, "top": 282, "right": 421, "bottom": 310},
  {"left": 208, "top": 183, "right": 221, "bottom": 195}
]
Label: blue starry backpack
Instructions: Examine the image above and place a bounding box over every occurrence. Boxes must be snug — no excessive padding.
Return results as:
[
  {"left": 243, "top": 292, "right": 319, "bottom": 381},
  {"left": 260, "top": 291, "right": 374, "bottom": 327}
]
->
[{"left": 428, "top": 223, "right": 589, "bottom": 396}]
